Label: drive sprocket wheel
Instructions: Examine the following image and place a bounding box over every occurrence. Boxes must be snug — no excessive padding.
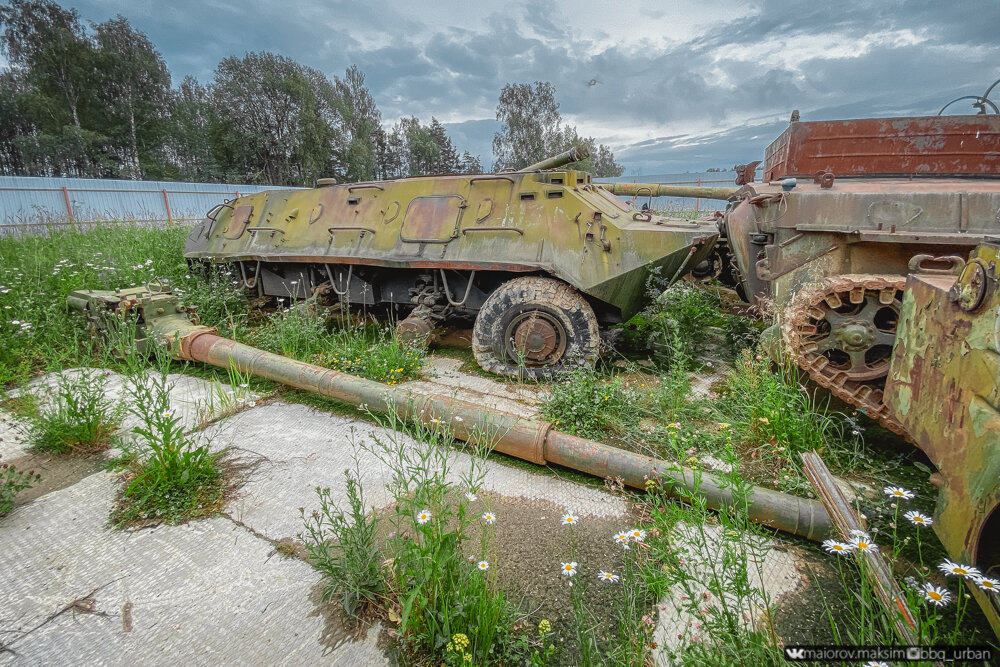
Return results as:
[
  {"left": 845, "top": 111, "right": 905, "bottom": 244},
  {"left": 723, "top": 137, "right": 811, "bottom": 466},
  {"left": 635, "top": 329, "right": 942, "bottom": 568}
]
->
[{"left": 783, "top": 274, "right": 907, "bottom": 434}]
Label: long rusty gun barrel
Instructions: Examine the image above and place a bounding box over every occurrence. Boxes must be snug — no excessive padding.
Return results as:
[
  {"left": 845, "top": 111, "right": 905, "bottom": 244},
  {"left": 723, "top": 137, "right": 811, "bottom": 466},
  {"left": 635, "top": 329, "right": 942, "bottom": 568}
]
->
[
  {"left": 601, "top": 182, "right": 740, "bottom": 201},
  {"left": 68, "top": 286, "right": 834, "bottom": 542},
  {"left": 518, "top": 145, "right": 591, "bottom": 172}
]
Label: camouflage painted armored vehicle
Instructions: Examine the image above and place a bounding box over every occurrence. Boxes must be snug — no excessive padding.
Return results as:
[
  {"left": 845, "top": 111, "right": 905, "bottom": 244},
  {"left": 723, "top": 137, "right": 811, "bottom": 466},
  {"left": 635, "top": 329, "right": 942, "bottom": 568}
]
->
[
  {"left": 606, "top": 114, "right": 1000, "bottom": 431},
  {"left": 884, "top": 238, "right": 1000, "bottom": 636},
  {"left": 185, "top": 147, "right": 718, "bottom": 377}
]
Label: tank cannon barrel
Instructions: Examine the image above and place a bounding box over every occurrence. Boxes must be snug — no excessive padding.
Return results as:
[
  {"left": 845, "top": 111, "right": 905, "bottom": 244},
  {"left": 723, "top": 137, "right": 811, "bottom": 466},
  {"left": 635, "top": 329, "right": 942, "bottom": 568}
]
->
[
  {"left": 517, "top": 145, "right": 591, "bottom": 172},
  {"left": 601, "top": 182, "right": 739, "bottom": 201},
  {"left": 67, "top": 285, "right": 834, "bottom": 543}
]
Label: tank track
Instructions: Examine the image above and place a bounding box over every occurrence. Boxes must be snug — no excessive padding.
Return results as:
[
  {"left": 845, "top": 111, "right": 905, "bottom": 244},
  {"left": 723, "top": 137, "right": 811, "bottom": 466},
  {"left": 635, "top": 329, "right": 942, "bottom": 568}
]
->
[{"left": 782, "top": 274, "right": 907, "bottom": 435}]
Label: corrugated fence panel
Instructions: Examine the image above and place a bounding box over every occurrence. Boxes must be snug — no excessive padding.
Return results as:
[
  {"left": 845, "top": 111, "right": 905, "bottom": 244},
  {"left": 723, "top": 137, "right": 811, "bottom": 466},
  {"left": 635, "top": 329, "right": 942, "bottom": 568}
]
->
[{"left": 0, "top": 176, "right": 300, "bottom": 229}]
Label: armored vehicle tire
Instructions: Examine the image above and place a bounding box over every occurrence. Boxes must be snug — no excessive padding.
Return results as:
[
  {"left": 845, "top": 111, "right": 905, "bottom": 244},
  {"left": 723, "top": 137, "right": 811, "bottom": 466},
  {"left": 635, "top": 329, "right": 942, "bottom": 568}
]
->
[{"left": 472, "top": 277, "right": 600, "bottom": 379}]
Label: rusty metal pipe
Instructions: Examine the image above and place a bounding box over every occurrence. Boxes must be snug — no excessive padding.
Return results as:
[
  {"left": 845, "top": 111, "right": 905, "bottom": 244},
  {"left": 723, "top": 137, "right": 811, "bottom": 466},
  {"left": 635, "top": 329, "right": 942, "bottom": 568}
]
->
[
  {"left": 179, "top": 332, "right": 833, "bottom": 541},
  {"left": 601, "top": 182, "right": 740, "bottom": 201},
  {"left": 517, "top": 146, "right": 591, "bottom": 172}
]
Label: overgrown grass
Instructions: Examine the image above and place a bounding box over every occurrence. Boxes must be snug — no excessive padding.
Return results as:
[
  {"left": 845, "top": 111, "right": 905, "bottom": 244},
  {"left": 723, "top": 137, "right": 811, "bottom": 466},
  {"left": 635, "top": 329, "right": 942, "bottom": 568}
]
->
[
  {"left": 0, "top": 223, "right": 424, "bottom": 390},
  {"left": 250, "top": 304, "right": 425, "bottom": 385},
  {"left": 301, "top": 405, "right": 539, "bottom": 665},
  {"left": 109, "top": 355, "right": 225, "bottom": 527},
  {"left": 301, "top": 469, "right": 385, "bottom": 619},
  {"left": 27, "top": 368, "right": 123, "bottom": 453},
  {"left": 714, "top": 350, "right": 864, "bottom": 494},
  {"left": 540, "top": 369, "right": 638, "bottom": 440},
  {"left": 0, "top": 224, "right": 249, "bottom": 386}
]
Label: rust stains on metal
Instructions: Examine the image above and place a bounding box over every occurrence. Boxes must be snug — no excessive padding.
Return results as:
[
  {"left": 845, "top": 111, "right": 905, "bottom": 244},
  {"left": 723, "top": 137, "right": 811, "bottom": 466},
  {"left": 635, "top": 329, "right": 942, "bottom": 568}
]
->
[
  {"left": 764, "top": 115, "right": 1000, "bottom": 181},
  {"left": 884, "top": 240, "right": 1000, "bottom": 637}
]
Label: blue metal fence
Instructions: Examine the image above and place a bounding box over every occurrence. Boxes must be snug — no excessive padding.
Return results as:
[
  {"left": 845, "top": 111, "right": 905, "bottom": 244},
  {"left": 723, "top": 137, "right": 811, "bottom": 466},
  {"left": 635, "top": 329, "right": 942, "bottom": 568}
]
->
[{"left": 0, "top": 176, "right": 294, "bottom": 232}]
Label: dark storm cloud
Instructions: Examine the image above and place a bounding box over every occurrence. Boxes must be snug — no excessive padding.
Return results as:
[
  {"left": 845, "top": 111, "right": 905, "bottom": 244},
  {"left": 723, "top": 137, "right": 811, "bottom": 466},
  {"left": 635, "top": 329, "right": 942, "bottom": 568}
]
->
[{"left": 56, "top": 0, "right": 1000, "bottom": 171}]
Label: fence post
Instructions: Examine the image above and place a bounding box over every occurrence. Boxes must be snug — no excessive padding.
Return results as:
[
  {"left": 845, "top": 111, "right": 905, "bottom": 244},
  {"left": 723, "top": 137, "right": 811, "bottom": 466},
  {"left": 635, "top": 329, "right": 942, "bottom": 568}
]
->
[
  {"left": 162, "top": 189, "right": 173, "bottom": 225},
  {"left": 695, "top": 178, "right": 701, "bottom": 214},
  {"left": 62, "top": 187, "right": 74, "bottom": 227}
]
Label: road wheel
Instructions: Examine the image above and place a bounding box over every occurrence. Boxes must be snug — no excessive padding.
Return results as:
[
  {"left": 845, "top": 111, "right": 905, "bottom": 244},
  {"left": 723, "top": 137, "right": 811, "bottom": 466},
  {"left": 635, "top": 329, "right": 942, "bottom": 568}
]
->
[{"left": 472, "top": 276, "right": 599, "bottom": 379}]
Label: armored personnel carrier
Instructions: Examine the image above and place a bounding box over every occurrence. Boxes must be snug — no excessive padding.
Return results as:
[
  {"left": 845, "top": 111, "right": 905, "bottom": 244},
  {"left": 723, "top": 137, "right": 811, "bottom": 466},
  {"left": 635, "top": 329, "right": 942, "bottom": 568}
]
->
[{"left": 185, "top": 147, "right": 718, "bottom": 377}]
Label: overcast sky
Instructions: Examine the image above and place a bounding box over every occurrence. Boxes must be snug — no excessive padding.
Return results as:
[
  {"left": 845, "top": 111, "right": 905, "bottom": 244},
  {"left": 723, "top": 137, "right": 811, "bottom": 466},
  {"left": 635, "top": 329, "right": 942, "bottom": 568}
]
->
[{"left": 57, "top": 0, "right": 1000, "bottom": 175}]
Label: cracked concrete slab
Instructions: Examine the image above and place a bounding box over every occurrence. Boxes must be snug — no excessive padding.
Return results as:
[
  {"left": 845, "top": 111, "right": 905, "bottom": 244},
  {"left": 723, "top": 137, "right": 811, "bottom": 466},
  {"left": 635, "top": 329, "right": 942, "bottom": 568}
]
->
[
  {"left": 0, "top": 472, "right": 387, "bottom": 666},
  {"left": 211, "top": 401, "right": 628, "bottom": 542},
  {"left": 2, "top": 370, "right": 630, "bottom": 665}
]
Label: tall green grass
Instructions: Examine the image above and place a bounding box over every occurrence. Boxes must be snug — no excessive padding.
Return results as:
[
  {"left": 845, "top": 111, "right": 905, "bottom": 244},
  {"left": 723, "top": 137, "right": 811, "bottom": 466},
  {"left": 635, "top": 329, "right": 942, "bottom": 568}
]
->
[
  {"left": 0, "top": 224, "right": 248, "bottom": 386},
  {"left": 0, "top": 223, "right": 423, "bottom": 388}
]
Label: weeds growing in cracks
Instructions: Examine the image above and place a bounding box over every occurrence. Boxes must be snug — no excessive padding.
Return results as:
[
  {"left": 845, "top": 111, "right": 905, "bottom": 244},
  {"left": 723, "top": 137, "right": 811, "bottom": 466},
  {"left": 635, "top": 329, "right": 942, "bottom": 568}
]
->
[
  {"left": 109, "top": 347, "right": 226, "bottom": 526},
  {"left": 301, "top": 403, "right": 550, "bottom": 665},
  {"left": 27, "top": 368, "right": 124, "bottom": 453}
]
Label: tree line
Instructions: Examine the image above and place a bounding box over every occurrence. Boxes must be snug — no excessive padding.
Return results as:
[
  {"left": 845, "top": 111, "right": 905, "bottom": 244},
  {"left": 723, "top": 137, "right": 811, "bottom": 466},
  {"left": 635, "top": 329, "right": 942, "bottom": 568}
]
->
[{"left": 0, "top": 0, "right": 622, "bottom": 185}]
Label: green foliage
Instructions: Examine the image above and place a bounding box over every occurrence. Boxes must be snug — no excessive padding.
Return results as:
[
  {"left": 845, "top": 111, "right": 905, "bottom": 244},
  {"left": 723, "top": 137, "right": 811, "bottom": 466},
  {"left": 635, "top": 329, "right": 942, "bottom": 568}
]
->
[
  {"left": 249, "top": 304, "right": 425, "bottom": 384},
  {"left": 110, "top": 357, "right": 223, "bottom": 526},
  {"left": 715, "top": 350, "right": 863, "bottom": 492},
  {"left": 638, "top": 435, "right": 786, "bottom": 665},
  {"left": 28, "top": 368, "right": 122, "bottom": 453},
  {"left": 620, "top": 280, "right": 724, "bottom": 370},
  {"left": 318, "top": 324, "right": 424, "bottom": 385},
  {"left": 724, "top": 313, "right": 764, "bottom": 356},
  {"left": 0, "top": 3, "right": 482, "bottom": 184},
  {"left": 492, "top": 81, "right": 622, "bottom": 175},
  {"left": 541, "top": 369, "right": 638, "bottom": 440},
  {"left": 0, "top": 461, "right": 40, "bottom": 516},
  {"left": 0, "top": 224, "right": 248, "bottom": 386},
  {"left": 249, "top": 304, "right": 331, "bottom": 360},
  {"left": 301, "top": 472, "right": 385, "bottom": 618},
  {"left": 354, "top": 406, "right": 528, "bottom": 665}
]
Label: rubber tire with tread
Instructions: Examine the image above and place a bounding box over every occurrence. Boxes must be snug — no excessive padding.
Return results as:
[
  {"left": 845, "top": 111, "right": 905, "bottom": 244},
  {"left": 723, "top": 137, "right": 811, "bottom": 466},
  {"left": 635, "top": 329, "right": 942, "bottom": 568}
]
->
[{"left": 472, "top": 276, "right": 600, "bottom": 379}]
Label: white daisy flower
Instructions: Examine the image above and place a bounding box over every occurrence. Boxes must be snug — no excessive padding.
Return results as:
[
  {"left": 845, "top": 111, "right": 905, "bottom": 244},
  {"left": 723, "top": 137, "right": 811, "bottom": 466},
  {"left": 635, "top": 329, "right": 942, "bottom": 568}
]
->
[
  {"left": 560, "top": 562, "right": 577, "bottom": 577},
  {"left": 416, "top": 509, "right": 432, "bottom": 525},
  {"left": 477, "top": 560, "right": 489, "bottom": 571},
  {"left": 454, "top": 415, "right": 463, "bottom": 422},
  {"left": 161, "top": 410, "right": 174, "bottom": 418},
  {"left": 430, "top": 417, "right": 441, "bottom": 424},
  {"left": 903, "top": 510, "right": 933, "bottom": 527},
  {"left": 598, "top": 571, "right": 620, "bottom": 583},
  {"left": 613, "top": 531, "right": 629, "bottom": 545},
  {"left": 938, "top": 559, "right": 981, "bottom": 580},
  {"left": 921, "top": 582, "right": 952, "bottom": 607},
  {"left": 247, "top": 401, "right": 256, "bottom": 407},
  {"left": 465, "top": 491, "right": 478, "bottom": 502},
  {"left": 822, "top": 539, "right": 855, "bottom": 556},
  {"left": 852, "top": 535, "right": 878, "bottom": 554},
  {"left": 883, "top": 486, "right": 915, "bottom": 501},
  {"left": 481, "top": 512, "right": 496, "bottom": 525},
  {"left": 628, "top": 528, "right": 647, "bottom": 543},
  {"left": 974, "top": 577, "right": 999, "bottom": 594},
  {"left": 862, "top": 661, "right": 890, "bottom": 667},
  {"left": 561, "top": 514, "right": 578, "bottom": 526}
]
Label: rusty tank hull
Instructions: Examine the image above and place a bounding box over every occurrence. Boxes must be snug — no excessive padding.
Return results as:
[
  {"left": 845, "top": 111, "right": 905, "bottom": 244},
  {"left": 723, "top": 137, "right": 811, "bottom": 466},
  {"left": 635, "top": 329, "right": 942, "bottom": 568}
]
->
[
  {"left": 185, "top": 147, "right": 718, "bottom": 378},
  {"left": 884, "top": 239, "right": 1000, "bottom": 636},
  {"left": 714, "top": 114, "right": 1000, "bottom": 431}
]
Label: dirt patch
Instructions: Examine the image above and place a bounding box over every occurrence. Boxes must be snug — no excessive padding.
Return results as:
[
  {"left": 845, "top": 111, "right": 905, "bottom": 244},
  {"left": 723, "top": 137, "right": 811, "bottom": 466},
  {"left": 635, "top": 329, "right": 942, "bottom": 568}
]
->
[
  {"left": 482, "top": 493, "right": 634, "bottom": 660},
  {"left": 771, "top": 545, "right": 850, "bottom": 644},
  {"left": 4, "top": 450, "right": 105, "bottom": 508}
]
